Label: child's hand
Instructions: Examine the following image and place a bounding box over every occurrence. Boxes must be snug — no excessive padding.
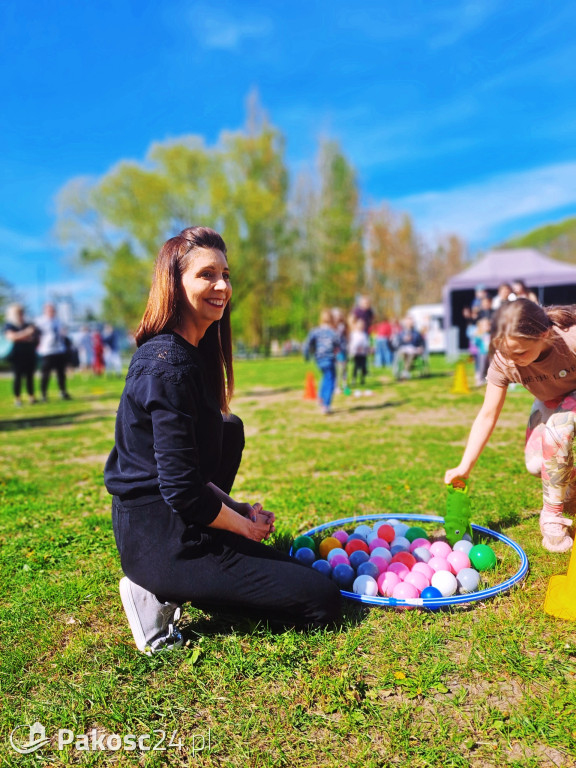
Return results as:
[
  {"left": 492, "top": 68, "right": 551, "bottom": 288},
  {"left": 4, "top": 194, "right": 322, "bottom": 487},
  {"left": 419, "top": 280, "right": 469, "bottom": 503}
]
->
[{"left": 444, "top": 467, "right": 470, "bottom": 486}]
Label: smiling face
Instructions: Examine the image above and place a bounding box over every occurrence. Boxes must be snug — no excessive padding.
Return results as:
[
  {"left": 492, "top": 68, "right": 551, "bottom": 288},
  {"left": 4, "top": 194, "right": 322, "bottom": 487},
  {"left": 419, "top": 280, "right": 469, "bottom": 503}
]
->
[
  {"left": 177, "top": 248, "right": 231, "bottom": 344},
  {"left": 503, "top": 333, "right": 551, "bottom": 367}
]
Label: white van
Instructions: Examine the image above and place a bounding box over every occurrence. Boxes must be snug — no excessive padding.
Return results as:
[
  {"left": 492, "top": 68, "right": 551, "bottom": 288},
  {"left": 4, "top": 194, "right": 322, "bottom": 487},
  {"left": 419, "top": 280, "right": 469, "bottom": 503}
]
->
[{"left": 407, "top": 304, "right": 446, "bottom": 353}]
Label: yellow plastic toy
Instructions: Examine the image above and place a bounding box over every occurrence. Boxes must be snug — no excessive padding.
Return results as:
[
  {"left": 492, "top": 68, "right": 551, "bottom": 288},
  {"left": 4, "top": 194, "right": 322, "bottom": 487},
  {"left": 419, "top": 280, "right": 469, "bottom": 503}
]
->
[{"left": 543, "top": 541, "right": 576, "bottom": 621}]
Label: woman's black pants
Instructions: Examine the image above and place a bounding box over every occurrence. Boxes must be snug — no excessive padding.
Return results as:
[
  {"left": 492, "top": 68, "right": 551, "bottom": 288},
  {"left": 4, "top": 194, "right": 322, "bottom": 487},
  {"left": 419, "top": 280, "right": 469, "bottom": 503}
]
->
[{"left": 112, "top": 415, "right": 341, "bottom": 629}]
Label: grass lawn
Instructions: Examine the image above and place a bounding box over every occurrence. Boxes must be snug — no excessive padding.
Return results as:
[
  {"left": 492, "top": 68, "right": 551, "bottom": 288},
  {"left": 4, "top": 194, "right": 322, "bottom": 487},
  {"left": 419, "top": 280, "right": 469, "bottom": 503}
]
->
[{"left": 0, "top": 355, "right": 575, "bottom": 767}]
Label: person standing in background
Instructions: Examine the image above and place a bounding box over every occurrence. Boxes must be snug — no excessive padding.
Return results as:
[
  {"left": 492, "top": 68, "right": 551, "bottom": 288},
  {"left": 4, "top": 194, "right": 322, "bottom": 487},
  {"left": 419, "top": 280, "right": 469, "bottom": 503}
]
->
[
  {"left": 348, "top": 317, "right": 371, "bottom": 388},
  {"left": 4, "top": 303, "right": 38, "bottom": 406},
  {"left": 36, "top": 303, "right": 71, "bottom": 401},
  {"left": 103, "top": 324, "right": 123, "bottom": 375}
]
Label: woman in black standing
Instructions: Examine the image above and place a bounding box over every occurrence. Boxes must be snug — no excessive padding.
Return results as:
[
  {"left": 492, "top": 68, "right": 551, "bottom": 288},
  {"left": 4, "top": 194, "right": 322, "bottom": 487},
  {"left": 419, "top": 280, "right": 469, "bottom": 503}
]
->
[
  {"left": 4, "top": 303, "right": 38, "bottom": 406},
  {"left": 104, "top": 226, "right": 341, "bottom": 653}
]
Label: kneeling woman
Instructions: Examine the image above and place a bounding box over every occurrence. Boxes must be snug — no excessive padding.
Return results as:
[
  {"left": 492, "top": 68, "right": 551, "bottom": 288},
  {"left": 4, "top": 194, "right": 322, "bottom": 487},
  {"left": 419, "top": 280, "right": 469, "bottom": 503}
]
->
[{"left": 104, "top": 227, "right": 341, "bottom": 653}]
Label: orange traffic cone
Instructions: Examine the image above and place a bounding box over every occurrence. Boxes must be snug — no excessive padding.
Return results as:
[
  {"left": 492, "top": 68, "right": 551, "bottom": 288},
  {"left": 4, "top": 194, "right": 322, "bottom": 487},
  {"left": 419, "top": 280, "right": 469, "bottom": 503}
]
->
[
  {"left": 303, "top": 372, "right": 317, "bottom": 400},
  {"left": 544, "top": 539, "right": 576, "bottom": 620},
  {"left": 451, "top": 361, "right": 470, "bottom": 394}
]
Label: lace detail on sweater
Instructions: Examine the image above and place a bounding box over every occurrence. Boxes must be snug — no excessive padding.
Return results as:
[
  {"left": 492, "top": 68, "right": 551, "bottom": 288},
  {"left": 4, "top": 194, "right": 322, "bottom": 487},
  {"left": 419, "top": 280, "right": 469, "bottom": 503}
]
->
[{"left": 126, "top": 335, "right": 198, "bottom": 384}]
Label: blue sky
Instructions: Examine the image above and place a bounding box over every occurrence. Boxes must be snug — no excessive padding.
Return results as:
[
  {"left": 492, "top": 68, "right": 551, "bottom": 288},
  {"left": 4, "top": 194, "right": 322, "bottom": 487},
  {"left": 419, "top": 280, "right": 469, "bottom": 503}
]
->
[{"left": 1, "top": 0, "right": 576, "bottom": 314}]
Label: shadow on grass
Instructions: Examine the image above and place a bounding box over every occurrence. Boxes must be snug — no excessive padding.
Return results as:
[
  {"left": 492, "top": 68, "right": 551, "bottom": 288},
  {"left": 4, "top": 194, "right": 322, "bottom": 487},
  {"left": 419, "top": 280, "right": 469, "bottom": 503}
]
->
[
  {"left": 179, "top": 599, "right": 369, "bottom": 643},
  {"left": 344, "top": 399, "right": 407, "bottom": 413},
  {"left": 480, "top": 507, "right": 539, "bottom": 535},
  {"left": 241, "top": 386, "right": 301, "bottom": 397},
  {"left": 0, "top": 411, "right": 112, "bottom": 431}
]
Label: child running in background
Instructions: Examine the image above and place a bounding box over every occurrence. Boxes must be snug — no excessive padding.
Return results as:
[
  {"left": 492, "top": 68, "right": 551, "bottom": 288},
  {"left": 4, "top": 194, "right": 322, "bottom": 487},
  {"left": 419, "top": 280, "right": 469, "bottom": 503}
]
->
[
  {"left": 445, "top": 299, "right": 576, "bottom": 553},
  {"left": 348, "top": 318, "right": 370, "bottom": 389},
  {"left": 304, "top": 309, "right": 340, "bottom": 415}
]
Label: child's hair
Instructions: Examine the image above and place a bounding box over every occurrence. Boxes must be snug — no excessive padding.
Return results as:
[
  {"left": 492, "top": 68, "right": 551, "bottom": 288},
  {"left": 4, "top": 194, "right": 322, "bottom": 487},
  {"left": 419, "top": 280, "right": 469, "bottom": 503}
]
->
[
  {"left": 320, "top": 308, "right": 334, "bottom": 326},
  {"left": 491, "top": 298, "right": 576, "bottom": 355}
]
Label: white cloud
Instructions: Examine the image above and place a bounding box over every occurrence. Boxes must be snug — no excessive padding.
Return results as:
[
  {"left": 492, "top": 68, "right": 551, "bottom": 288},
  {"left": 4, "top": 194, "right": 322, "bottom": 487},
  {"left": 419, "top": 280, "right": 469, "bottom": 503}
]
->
[
  {"left": 191, "top": 6, "right": 273, "bottom": 50},
  {"left": 393, "top": 161, "right": 576, "bottom": 244}
]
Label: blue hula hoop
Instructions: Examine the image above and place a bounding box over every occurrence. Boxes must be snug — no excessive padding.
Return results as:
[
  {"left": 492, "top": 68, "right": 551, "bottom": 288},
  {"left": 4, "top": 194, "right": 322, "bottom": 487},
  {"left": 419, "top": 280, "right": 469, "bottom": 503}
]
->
[{"left": 296, "top": 513, "right": 530, "bottom": 609}]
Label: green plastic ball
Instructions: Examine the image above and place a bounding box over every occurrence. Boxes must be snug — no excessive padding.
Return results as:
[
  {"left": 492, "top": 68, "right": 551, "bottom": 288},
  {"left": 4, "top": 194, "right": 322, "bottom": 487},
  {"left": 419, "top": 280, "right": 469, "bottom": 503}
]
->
[
  {"left": 292, "top": 535, "right": 316, "bottom": 553},
  {"left": 405, "top": 526, "right": 429, "bottom": 543},
  {"left": 468, "top": 543, "right": 497, "bottom": 571}
]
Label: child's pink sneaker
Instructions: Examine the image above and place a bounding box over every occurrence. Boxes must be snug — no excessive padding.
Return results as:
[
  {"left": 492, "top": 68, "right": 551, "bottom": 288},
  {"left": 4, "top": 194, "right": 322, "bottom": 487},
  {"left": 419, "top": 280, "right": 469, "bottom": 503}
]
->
[{"left": 539, "top": 511, "right": 573, "bottom": 553}]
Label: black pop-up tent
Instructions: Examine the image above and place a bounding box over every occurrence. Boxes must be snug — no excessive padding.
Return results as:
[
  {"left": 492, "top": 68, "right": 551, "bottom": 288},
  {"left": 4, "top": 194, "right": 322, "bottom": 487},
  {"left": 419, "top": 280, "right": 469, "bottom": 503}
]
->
[{"left": 443, "top": 248, "right": 576, "bottom": 349}]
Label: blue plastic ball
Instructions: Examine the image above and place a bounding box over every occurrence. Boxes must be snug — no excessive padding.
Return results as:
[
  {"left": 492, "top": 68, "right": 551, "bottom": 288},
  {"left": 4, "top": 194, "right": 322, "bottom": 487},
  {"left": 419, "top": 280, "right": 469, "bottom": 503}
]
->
[
  {"left": 349, "top": 550, "right": 370, "bottom": 569},
  {"left": 312, "top": 559, "right": 332, "bottom": 577},
  {"left": 420, "top": 585, "right": 443, "bottom": 610},
  {"left": 294, "top": 546, "right": 316, "bottom": 566},
  {"left": 332, "top": 563, "right": 355, "bottom": 589},
  {"left": 356, "top": 561, "right": 380, "bottom": 580}
]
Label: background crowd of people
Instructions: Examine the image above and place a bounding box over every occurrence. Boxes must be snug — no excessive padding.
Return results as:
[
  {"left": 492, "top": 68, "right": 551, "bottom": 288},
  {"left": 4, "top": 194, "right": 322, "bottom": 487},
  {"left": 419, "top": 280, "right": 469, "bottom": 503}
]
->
[
  {"left": 304, "top": 296, "right": 428, "bottom": 414},
  {"left": 3, "top": 302, "right": 124, "bottom": 406},
  {"left": 463, "top": 279, "right": 539, "bottom": 386}
]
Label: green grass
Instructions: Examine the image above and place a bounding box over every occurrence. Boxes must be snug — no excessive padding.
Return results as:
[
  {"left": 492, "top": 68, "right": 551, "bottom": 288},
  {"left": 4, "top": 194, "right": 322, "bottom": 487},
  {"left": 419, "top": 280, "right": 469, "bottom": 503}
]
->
[{"left": 1, "top": 358, "right": 575, "bottom": 767}]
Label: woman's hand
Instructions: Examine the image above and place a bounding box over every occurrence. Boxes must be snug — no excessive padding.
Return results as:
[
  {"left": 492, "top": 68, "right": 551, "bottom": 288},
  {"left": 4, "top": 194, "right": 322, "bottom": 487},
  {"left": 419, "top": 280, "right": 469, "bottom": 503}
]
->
[
  {"left": 444, "top": 466, "right": 470, "bottom": 486},
  {"left": 245, "top": 511, "right": 275, "bottom": 542},
  {"left": 248, "top": 503, "right": 275, "bottom": 540}
]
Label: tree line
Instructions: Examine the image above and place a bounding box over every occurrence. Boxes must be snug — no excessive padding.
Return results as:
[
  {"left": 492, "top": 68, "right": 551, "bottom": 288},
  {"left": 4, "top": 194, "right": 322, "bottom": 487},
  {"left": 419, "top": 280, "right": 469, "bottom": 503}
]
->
[{"left": 56, "top": 96, "right": 467, "bottom": 349}]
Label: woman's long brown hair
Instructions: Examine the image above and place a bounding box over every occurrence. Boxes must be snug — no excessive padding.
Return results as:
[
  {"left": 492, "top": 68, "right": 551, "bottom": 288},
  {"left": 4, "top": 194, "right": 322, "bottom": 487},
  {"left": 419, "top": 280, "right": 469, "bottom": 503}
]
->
[{"left": 134, "top": 226, "right": 234, "bottom": 412}]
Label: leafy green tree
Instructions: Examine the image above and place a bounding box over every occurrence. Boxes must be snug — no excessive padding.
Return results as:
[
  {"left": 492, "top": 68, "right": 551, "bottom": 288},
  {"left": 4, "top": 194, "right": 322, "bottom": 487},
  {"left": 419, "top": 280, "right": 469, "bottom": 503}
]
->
[
  {"left": 316, "top": 139, "right": 364, "bottom": 310},
  {"left": 56, "top": 95, "right": 289, "bottom": 348}
]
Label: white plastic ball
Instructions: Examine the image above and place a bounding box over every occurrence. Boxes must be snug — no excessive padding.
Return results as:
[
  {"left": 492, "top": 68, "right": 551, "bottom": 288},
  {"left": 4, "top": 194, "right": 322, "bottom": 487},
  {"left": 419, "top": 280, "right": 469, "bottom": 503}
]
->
[
  {"left": 453, "top": 539, "right": 474, "bottom": 555},
  {"left": 390, "top": 536, "right": 411, "bottom": 552},
  {"left": 354, "top": 524, "right": 373, "bottom": 542},
  {"left": 370, "top": 546, "right": 393, "bottom": 563},
  {"left": 431, "top": 570, "right": 458, "bottom": 597},
  {"left": 353, "top": 574, "right": 379, "bottom": 596},
  {"left": 392, "top": 523, "right": 410, "bottom": 537},
  {"left": 412, "top": 546, "right": 432, "bottom": 563},
  {"left": 456, "top": 567, "right": 481, "bottom": 593}
]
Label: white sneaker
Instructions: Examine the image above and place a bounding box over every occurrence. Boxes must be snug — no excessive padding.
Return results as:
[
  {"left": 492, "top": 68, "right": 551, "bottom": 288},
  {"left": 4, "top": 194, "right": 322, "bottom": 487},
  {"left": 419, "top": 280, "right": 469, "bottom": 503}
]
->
[
  {"left": 539, "top": 511, "right": 573, "bottom": 553},
  {"left": 119, "top": 577, "right": 183, "bottom": 655}
]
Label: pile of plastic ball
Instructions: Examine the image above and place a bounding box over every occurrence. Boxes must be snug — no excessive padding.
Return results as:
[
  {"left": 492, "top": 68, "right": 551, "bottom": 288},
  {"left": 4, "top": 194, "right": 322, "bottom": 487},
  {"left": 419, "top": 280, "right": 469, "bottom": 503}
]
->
[{"left": 291, "top": 518, "right": 497, "bottom": 601}]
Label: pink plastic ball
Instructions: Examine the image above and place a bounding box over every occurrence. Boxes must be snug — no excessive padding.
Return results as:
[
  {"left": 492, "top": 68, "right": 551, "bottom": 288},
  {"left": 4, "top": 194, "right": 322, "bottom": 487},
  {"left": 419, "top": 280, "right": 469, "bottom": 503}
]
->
[
  {"left": 411, "top": 562, "right": 434, "bottom": 581},
  {"left": 387, "top": 561, "right": 410, "bottom": 580},
  {"left": 404, "top": 571, "right": 429, "bottom": 593},
  {"left": 377, "top": 571, "right": 401, "bottom": 596},
  {"left": 429, "top": 541, "right": 453, "bottom": 558},
  {"left": 329, "top": 554, "right": 350, "bottom": 568},
  {"left": 447, "top": 550, "right": 471, "bottom": 574},
  {"left": 369, "top": 537, "right": 390, "bottom": 553},
  {"left": 409, "top": 537, "right": 432, "bottom": 552},
  {"left": 428, "top": 555, "right": 451, "bottom": 574},
  {"left": 368, "top": 555, "right": 389, "bottom": 574},
  {"left": 332, "top": 529, "right": 349, "bottom": 544},
  {"left": 392, "top": 581, "right": 420, "bottom": 600}
]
